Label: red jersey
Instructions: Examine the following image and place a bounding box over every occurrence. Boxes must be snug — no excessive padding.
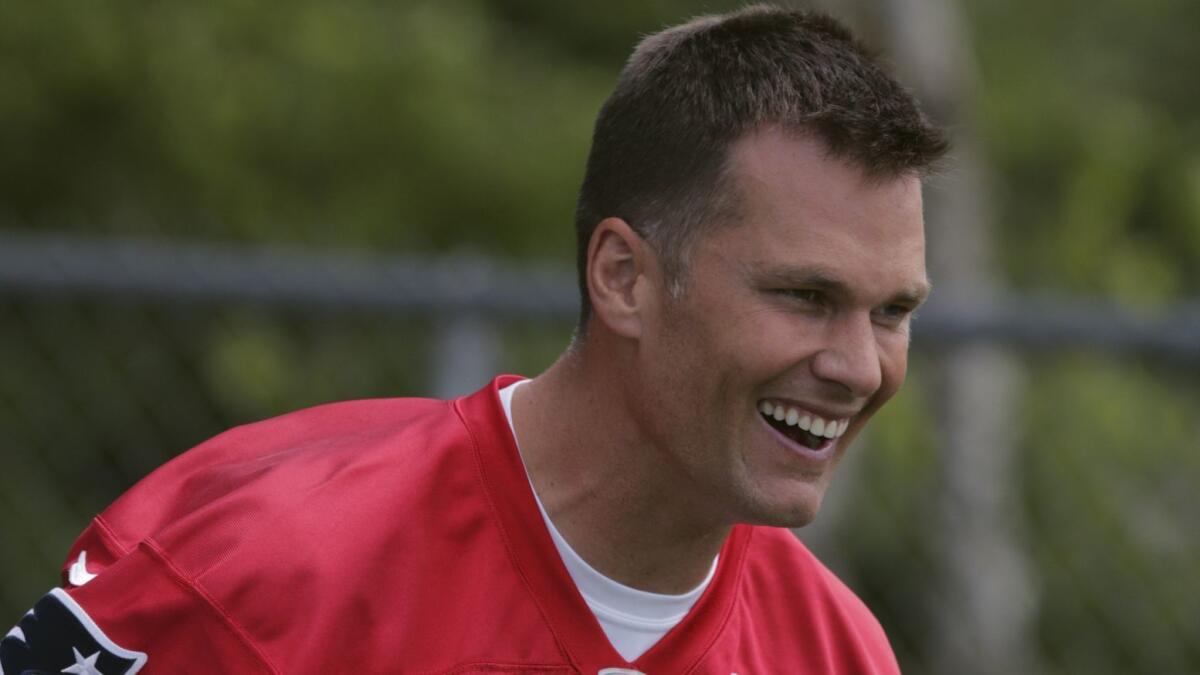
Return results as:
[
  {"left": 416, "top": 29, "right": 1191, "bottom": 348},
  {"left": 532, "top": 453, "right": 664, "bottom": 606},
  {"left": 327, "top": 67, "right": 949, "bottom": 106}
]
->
[{"left": 2, "top": 376, "right": 900, "bottom": 674}]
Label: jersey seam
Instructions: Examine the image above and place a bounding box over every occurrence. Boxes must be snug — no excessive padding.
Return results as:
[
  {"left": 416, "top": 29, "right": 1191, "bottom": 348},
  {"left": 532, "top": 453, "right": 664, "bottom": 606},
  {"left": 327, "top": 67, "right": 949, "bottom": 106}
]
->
[
  {"left": 140, "top": 537, "right": 281, "bottom": 675},
  {"left": 91, "top": 514, "right": 131, "bottom": 558},
  {"left": 452, "top": 395, "right": 582, "bottom": 674},
  {"left": 681, "top": 526, "right": 755, "bottom": 675}
]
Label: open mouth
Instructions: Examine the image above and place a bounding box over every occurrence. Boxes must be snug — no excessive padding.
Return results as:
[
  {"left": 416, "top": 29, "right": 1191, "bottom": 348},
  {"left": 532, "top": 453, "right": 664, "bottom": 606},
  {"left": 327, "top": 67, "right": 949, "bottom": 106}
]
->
[{"left": 758, "top": 400, "right": 849, "bottom": 451}]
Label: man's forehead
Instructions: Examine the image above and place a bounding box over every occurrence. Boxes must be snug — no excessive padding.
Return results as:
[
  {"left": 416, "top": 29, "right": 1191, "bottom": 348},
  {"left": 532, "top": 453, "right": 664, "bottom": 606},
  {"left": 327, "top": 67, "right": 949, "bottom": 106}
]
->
[{"left": 723, "top": 129, "right": 924, "bottom": 223}]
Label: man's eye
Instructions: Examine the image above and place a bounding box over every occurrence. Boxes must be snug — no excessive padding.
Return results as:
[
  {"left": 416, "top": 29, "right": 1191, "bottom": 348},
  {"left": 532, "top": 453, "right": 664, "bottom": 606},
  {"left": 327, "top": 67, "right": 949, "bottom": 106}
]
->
[
  {"left": 780, "top": 289, "right": 823, "bottom": 304},
  {"left": 875, "top": 304, "right": 914, "bottom": 323}
]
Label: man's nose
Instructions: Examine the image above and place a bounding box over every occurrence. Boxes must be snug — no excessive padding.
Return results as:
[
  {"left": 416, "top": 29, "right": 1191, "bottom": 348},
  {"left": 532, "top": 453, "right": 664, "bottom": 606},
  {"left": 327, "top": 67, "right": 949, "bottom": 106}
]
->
[{"left": 809, "top": 312, "right": 883, "bottom": 398}]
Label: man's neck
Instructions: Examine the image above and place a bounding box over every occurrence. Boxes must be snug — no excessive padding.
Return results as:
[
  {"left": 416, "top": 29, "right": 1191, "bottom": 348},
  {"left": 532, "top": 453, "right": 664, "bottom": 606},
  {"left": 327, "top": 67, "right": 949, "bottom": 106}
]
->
[{"left": 513, "top": 350, "right": 731, "bottom": 595}]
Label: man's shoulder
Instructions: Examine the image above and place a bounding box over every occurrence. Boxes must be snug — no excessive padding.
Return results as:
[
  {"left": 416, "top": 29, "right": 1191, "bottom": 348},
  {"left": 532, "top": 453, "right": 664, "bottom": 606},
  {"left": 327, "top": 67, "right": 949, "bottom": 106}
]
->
[
  {"left": 47, "top": 381, "right": 574, "bottom": 673},
  {"left": 198, "top": 394, "right": 459, "bottom": 465},
  {"left": 736, "top": 526, "right": 900, "bottom": 672},
  {"left": 70, "top": 391, "right": 500, "bottom": 588},
  {"left": 744, "top": 526, "right": 869, "bottom": 605}
]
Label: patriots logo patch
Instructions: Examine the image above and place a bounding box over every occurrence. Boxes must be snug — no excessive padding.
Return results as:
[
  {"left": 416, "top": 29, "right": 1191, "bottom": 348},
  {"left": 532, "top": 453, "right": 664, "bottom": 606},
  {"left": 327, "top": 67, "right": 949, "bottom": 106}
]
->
[{"left": 1, "top": 588, "right": 146, "bottom": 675}]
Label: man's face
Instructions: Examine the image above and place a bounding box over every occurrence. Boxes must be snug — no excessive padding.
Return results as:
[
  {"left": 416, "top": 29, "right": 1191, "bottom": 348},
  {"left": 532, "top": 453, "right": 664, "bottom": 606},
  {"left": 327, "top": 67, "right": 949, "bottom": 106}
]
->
[{"left": 630, "top": 127, "right": 928, "bottom": 528}]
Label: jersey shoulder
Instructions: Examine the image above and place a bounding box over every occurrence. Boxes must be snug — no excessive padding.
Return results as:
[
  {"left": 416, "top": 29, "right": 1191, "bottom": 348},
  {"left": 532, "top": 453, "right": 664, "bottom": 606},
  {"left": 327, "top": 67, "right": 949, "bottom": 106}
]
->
[
  {"left": 90, "top": 395, "right": 462, "bottom": 563},
  {"left": 747, "top": 527, "right": 884, "bottom": 626},
  {"left": 730, "top": 526, "right": 901, "bottom": 674},
  {"left": 53, "top": 385, "right": 569, "bottom": 673}
]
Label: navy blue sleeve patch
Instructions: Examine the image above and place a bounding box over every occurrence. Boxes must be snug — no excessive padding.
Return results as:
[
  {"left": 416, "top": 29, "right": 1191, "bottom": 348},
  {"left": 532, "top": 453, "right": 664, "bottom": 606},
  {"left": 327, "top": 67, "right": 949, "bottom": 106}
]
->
[{"left": 1, "top": 588, "right": 147, "bottom": 675}]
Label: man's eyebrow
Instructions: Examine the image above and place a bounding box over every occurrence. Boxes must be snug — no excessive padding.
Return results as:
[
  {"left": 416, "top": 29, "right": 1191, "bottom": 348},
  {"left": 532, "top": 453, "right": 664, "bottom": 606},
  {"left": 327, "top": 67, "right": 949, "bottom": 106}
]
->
[
  {"left": 752, "top": 264, "right": 850, "bottom": 293},
  {"left": 747, "top": 263, "right": 933, "bottom": 305}
]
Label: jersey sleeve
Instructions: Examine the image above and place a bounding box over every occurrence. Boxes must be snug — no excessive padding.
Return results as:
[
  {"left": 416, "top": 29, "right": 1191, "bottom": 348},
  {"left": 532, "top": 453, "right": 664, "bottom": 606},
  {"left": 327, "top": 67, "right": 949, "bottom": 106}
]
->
[{"left": 2, "top": 526, "right": 276, "bottom": 675}]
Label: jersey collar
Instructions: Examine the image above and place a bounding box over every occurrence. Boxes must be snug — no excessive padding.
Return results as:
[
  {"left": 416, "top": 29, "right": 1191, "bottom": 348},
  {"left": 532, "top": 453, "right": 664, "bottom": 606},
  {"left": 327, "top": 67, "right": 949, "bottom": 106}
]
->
[{"left": 455, "top": 375, "right": 753, "bottom": 674}]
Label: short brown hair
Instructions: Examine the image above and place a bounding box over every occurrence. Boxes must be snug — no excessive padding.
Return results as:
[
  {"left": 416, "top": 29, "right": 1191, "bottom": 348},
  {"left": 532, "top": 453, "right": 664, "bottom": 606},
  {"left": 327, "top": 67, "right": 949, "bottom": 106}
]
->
[{"left": 574, "top": 4, "right": 947, "bottom": 327}]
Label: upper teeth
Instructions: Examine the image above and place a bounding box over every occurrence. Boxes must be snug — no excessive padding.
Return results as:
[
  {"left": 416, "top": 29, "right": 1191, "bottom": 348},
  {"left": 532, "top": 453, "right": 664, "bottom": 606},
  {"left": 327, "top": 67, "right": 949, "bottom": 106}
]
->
[{"left": 758, "top": 401, "right": 850, "bottom": 439}]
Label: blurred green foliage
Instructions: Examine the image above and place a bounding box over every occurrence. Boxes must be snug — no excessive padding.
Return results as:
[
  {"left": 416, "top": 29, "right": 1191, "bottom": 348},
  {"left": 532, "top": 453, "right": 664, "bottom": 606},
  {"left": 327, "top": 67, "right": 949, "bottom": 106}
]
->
[
  {"left": 970, "top": 0, "right": 1200, "bottom": 301},
  {"left": 0, "top": 0, "right": 742, "bottom": 256},
  {"left": 1, "top": 1, "right": 1198, "bottom": 673},
  {"left": 1022, "top": 355, "right": 1200, "bottom": 673}
]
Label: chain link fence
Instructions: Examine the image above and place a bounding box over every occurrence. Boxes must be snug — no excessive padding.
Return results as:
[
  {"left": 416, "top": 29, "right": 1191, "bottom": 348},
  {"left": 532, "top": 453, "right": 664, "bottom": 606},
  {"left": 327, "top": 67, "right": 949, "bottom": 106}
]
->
[{"left": 2, "top": 230, "right": 1198, "bottom": 674}]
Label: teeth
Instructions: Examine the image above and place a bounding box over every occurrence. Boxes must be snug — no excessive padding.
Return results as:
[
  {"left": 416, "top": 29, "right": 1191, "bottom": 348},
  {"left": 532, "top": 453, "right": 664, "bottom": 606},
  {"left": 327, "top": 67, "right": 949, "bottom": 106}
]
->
[
  {"left": 759, "top": 401, "right": 852, "bottom": 441},
  {"left": 810, "top": 418, "right": 826, "bottom": 437}
]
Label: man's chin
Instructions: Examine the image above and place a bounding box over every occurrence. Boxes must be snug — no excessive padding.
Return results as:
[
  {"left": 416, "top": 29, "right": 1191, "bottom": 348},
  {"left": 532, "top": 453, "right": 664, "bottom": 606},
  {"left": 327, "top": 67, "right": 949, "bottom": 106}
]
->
[
  {"left": 757, "top": 509, "right": 820, "bottom": 529},
  {"left": 734, "top": 493, "right": 824, "bottom": 529}
]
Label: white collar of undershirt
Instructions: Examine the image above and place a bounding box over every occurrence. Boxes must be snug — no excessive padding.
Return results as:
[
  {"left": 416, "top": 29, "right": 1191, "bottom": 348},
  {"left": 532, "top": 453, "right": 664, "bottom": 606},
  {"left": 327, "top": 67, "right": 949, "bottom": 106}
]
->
[{"left": 497, "top": 379, "right": 718, "bottom": 630}]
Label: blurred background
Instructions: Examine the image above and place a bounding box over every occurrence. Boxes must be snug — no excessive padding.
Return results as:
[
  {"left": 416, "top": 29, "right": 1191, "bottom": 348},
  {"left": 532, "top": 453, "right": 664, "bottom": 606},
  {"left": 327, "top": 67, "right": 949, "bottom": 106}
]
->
[{"left": 1, "top": 0, "right": 1197, "bottom": 673}]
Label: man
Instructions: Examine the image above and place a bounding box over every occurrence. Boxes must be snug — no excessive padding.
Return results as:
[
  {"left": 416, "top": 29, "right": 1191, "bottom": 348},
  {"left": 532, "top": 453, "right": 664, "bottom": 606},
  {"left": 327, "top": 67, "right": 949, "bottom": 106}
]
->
[{"left": 2, "top": 5, "right": 945, "bottom": 674}]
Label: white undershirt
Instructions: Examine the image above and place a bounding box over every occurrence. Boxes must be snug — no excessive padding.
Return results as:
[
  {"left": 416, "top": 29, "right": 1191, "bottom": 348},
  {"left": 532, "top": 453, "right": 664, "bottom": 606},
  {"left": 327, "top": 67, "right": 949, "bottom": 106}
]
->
[{"left": 498, "top": 380, "right": 718, "bottom": 662}]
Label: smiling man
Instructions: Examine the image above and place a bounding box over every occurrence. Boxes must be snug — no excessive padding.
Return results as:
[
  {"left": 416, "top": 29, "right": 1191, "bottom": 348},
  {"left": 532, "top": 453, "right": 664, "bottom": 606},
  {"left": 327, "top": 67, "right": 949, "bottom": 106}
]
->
[{"left": 3, "top": 5, "right": 945, "bottom": 674}]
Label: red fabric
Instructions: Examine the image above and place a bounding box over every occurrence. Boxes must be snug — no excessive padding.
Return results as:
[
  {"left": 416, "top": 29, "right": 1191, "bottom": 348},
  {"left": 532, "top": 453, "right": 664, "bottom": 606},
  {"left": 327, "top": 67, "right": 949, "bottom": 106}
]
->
[{"left": 58, "top": 376, "right": 900, "bottom": 674}]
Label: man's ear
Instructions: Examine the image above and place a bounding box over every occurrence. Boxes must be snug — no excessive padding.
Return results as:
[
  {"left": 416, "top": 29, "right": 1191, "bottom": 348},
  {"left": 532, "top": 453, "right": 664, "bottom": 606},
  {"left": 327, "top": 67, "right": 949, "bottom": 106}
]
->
[{"left": 585, "top": 217, "right": 658, "bottom": 339}]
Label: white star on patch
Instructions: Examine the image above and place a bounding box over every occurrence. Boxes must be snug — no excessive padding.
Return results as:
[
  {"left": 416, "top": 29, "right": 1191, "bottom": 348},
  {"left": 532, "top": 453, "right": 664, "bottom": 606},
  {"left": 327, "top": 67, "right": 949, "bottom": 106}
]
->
[{"left": 61, "top": 646, "right": 103, "bottom": 674}]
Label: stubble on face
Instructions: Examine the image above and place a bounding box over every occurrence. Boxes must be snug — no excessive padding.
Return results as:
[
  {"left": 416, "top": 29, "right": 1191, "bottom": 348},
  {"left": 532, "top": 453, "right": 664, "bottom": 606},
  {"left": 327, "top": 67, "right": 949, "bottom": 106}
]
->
[{"left": 628, "top": 127, "right": 928, "bottom": 530}]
